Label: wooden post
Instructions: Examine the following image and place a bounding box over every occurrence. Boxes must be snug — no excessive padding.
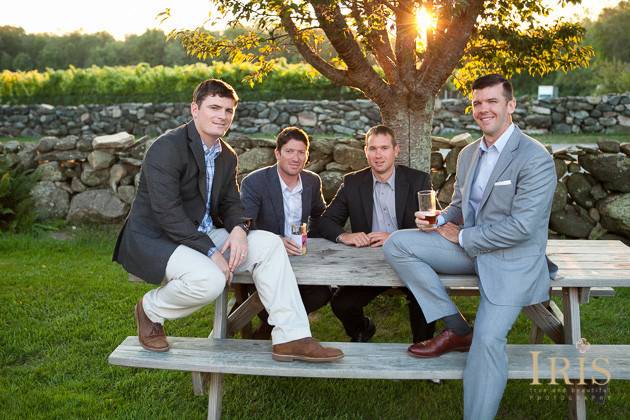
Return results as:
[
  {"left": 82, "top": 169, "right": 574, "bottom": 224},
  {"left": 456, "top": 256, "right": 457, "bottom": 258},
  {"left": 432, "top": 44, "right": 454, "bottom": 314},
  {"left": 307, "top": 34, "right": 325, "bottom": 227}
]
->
[
  {"left": 563, "top": 287, "right": 586, "bottom": 420},
  {"left": 207, "top": 286, "right": 229, "bottom": 420}
]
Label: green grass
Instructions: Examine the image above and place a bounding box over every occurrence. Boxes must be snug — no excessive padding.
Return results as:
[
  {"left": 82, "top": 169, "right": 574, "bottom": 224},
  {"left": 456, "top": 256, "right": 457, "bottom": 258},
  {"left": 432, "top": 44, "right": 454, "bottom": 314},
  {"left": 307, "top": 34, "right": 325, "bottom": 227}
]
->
[
  {"left": 0, "top": 135, "right": 37, "bottom": 143},
  {"left": 1, "top": 226, "right": 630, "bottom": 419}
]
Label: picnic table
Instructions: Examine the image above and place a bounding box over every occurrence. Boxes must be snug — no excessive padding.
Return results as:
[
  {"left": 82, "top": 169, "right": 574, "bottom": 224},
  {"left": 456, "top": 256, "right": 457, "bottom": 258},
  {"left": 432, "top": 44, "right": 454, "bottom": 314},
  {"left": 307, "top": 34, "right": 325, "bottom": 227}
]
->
[{"left": 109, "top": 238, "right": 630, "bottom": 420}]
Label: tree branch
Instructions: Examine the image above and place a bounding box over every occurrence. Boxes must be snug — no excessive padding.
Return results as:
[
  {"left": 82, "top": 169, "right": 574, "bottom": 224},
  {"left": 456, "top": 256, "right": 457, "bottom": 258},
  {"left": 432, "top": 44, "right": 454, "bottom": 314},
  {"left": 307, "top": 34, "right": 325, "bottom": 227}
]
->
[
  {"left": 394, "top": 0, "right": 418, "bottom": 92},
  {"left": 279, "top": 11, "right": 352, "bottom": 87},
  {"left": 416, "top": 0, "right": 485, "bottom": 98}
]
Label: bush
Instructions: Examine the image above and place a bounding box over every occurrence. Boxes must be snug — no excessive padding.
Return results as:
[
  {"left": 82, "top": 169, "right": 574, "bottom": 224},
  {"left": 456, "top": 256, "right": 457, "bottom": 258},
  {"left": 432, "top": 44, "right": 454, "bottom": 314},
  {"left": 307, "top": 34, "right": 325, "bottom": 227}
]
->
[
  {"left": 0, "top": 61, "right": 362, "bottom": 105},
  {"left": 0, "top": 159, "right": 38, "bottom": 233}
]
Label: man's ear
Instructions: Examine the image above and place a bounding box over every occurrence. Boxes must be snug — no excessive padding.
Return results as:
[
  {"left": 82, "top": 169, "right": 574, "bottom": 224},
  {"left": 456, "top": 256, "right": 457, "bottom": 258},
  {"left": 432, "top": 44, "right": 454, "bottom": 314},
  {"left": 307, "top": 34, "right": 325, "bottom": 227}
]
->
[{"left": 190, "top": 102, "right": 199, "bottom": 119}]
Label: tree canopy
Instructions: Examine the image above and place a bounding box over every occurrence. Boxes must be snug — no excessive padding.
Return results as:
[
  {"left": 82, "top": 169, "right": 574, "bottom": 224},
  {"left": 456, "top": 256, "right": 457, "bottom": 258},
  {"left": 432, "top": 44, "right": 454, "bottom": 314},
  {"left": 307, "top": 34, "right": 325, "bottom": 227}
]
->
[{"left": 170, "top": 0, "right": 593, "bottom": 169}]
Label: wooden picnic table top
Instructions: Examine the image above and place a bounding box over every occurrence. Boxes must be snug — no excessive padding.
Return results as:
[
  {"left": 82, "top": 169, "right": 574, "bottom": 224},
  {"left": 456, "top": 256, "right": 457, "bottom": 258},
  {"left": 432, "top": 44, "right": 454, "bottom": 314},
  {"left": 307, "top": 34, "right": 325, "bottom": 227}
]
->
[{"left": 233, "top": 238, "right": 630, "bottom": 288}]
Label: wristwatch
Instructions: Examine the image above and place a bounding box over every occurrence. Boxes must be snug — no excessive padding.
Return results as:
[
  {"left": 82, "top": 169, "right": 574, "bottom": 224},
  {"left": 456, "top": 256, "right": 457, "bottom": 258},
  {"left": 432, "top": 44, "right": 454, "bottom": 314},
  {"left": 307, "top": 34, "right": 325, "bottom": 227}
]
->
[{"left": 236, "top": 220, "right": 251, "bottom": 234}]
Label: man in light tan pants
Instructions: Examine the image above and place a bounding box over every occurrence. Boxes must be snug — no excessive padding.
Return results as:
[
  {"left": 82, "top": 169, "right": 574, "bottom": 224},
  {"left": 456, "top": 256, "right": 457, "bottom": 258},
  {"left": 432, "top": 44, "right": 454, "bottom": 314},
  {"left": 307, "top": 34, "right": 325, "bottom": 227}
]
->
[{"left": 113, "top": 79, "right": 343, "bottom": 362}]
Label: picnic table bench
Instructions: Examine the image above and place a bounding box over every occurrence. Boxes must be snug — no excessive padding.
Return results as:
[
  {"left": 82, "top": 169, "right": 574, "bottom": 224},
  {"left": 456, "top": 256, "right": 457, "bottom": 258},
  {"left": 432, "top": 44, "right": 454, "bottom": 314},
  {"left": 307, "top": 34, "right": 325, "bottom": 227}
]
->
[{"left": 109, "top": 239, "right": 630, "bottom": 420}]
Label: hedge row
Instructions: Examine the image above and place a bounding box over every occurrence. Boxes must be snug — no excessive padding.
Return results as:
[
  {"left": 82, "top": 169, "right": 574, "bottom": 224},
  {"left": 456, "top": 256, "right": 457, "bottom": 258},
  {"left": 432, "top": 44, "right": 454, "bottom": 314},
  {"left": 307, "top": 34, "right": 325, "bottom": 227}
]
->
[{"left": 0, "top": 61, "right": 361, "bottom": 105}]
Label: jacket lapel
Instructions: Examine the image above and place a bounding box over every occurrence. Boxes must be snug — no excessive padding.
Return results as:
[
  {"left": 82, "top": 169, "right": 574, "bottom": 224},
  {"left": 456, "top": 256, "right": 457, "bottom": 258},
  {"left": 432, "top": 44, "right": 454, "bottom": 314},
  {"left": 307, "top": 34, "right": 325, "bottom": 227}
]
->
[
  {"left": 267, "top": 165, "right": 286, "bottom": 233},
  {"left": 359, "top": 171, "right": 374, "bottom": 229},
  {"left": 462, "top": 142, "right": 482, "bottom": 227},
  {"left": 477, "top": 127, "right": 521, "bottom": 216},
  {"left": 394, "top": 167, "right": 408, "bottom": 228},
  {"left": 187, "top": 122, "right": 208, "bottom": 204}
]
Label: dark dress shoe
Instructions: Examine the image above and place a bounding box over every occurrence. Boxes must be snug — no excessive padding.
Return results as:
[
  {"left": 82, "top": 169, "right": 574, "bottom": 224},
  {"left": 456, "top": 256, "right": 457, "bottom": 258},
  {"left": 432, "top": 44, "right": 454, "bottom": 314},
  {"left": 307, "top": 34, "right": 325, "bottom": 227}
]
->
[
  {"left": 350, "top": 317, "right": 376, "bottom": 342},
  {"left": 407, "top": 329, "right": 472, "bottom": 358}
]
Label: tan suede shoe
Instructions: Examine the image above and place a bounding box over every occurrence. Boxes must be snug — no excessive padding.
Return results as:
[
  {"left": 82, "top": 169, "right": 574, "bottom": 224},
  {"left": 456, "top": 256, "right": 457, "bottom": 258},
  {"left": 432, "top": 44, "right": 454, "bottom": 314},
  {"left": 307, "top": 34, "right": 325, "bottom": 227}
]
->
[
  {"left": 272, "top": 337, "right": 344, "bottom": 362},
  {"left": 134, "top": 298, "right": 169, "bottom": 352}
]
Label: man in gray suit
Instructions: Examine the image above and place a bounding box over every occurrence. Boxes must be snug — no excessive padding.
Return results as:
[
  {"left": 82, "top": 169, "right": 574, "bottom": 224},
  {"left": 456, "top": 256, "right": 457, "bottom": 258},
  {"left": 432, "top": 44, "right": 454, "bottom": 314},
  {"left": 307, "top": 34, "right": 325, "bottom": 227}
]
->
[
  {"left": 240, "top": 126, "right": 333, "bottom": 339},
  {"left": 113, "top": 79, "right": 342, "bottom": 362},
  {"left": 384, "top": 74, "right": 556, "bottom": 419}
]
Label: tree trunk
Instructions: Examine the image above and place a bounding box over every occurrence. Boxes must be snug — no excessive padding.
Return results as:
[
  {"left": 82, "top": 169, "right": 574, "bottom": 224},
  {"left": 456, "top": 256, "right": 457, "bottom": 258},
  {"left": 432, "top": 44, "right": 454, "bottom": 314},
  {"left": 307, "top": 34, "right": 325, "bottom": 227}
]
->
[{"left": 378, "top": 95, "right": 435, "bottom": 172}]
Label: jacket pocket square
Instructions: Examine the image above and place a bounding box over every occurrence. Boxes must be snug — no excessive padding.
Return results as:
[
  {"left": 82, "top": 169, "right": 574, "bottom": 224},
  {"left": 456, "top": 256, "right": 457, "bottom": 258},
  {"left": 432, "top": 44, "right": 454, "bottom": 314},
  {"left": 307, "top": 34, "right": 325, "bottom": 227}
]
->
[{"left": 494, "top": 180, "right": 512, "bottom": 186}]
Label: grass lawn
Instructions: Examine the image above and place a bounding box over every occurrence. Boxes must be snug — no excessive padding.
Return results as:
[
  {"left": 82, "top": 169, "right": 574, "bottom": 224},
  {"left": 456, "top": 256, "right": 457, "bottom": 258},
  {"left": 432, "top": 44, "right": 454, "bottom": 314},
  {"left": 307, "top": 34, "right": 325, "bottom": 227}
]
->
[{"left": 1, "top": 226, "right": 630, "bottom": 419}]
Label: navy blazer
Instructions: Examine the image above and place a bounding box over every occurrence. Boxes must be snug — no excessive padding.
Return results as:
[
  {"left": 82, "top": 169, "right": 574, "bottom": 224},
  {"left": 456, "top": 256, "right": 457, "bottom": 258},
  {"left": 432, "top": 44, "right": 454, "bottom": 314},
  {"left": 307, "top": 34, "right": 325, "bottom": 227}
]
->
[
  {"left": 318, "top": 165, "right": 431, "bottom": 241},
  {"left": 240, "top": 164, "right": 326, "bottom": 237},
  {"left": 112, "top": 121, "right": 246, "bottom": 284}
]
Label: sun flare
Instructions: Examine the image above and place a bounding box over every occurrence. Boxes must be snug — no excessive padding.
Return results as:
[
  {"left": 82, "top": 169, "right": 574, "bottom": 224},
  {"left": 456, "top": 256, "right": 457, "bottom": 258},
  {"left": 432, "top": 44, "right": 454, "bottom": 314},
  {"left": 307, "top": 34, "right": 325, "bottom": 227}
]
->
[{"left": 415, "top": 6, "right": 437, "bottom": 45}]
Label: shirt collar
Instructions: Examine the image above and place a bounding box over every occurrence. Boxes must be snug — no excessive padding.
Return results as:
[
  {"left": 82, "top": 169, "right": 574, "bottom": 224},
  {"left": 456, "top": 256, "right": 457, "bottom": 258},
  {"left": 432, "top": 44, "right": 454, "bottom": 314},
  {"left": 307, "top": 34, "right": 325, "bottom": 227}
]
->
[
  {"left": 201, "top": 139, "right": 222, "bottom": 156},
  {"left": 372, "top": 167, "right": 396, "bottom": 189},
  {"left": 480, "top": 123, "right": 514, "bottom": 154},
  {"left": 278, "top": 169, "right": 303, "bottom": 194}
]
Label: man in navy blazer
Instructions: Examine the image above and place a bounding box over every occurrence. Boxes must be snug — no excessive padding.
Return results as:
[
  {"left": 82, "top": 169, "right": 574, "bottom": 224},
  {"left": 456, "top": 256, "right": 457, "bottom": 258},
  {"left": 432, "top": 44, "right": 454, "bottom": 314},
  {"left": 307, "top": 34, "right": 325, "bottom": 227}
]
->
[{"left": 241, "top": 127, "right": 333, "bottom": 338}]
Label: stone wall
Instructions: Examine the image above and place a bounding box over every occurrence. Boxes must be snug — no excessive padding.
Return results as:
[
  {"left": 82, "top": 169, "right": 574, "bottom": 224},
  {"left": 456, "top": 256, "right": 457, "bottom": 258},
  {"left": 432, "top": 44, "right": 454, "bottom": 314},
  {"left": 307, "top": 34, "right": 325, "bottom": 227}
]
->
[
  {"left": 2, "top": 94, "right": 629, "bottom": 139},
  {"left": 1, "top": 132, "right": 629, "bottom": 241}
]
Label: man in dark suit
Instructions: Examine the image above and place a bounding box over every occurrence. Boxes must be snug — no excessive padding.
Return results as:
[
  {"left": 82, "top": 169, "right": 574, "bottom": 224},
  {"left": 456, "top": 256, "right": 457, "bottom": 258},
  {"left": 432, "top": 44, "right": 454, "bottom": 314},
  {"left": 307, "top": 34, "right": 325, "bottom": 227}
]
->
[
  {"left": 318, "top": 125, "right": 435, "bottom": 343},
  {"left": 240, "top": 127, "right": 333, "bottom": 338},
  {"left": 113, "top": 79, "right": 342, "bottom": 362}
]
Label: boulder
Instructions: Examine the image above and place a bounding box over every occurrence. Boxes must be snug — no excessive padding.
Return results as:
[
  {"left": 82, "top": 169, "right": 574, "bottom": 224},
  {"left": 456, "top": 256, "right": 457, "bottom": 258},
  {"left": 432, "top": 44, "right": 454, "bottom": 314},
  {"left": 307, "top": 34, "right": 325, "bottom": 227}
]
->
[
  {"left": 566, "top": 173, "right": 595, "bottom": 208},
  {"left": 31, "top": 181, "right": 70, "bottom": 219},
  {"left": 117, "top": 185, "right": 136, "bottom": 204},
  {"left": 319, "top": 170, "right": 344, "bottom": 202},
  {"left": 597, "top": 139, "right": 620, "bottom": 153},
  {"left": 621, "top": 143, "right": 630, "bottom": 156},
  {"left": 445, "top": 147, "right": 463, "bottom": 174},
  {"left": 238, "top": 147, "right": 275, "bottom": 173},
  {"left": 54, "top": 135, "right": 78, "bottom": 151},
  {"left": 81, "top": 163, "right": 110, "bottom": 187},
  {"left": 450, "top": 132, "right": 473, "bottom": 147},
  {"left": 4, "top": 141, "right": 21, "bottom": 153},
  {"left": 37, "top": 136, "right": 58, "bottom": 152},
  {"left": 553, "top": 159, "right": 567, "bottom": 180},
  {"left": 326, "top": 161, "right": 353, "bottom": 172},
  {"left": 431, "top": 168, "right": 447, "bottom": 190},
  {"left": 87, "top": 150, "right": 116, "bottom": 170},
  {"left": 297, "top": 111, "right": 317, "bottom": 127},
  {"left": 37, "top": 150, "right": 88, "bottom": 161},
  {"left": 431, "top": 152, "right": 444, "bottom": 169},
  {"left": 333, "top": 144, "right": 366, "bottom": 171},
  {"left": 598, "top": 193, "right": 630, "bottom": 238},
  {"left": 35, "top": 161, "right": 64, "bottom": 182},
  {"left": 437, "top": 175, "right": 456, "bottom": 205},
  {"left": 551, "top": 182, "right": 568, "bottom": 214},
  {"left": 17, "top": 143, "right": 37, "bottom": 169},
  {"left": 70, "top": 177, "right": 87, "bottom": 193},
  {"left": 93, "top": 132, "right": 134, "bottom": 150},
  {"left": 67, "top": 189, "right": 128, "bottom": 224},
  {"left": 578, "top": 152, "right": 630, "bottom": 192},
  {"left": 304, "top": 158, "right": 332, "bottom": 173},
  {"left": 549, "top": 205, "right": 596, "bottom": 238}
]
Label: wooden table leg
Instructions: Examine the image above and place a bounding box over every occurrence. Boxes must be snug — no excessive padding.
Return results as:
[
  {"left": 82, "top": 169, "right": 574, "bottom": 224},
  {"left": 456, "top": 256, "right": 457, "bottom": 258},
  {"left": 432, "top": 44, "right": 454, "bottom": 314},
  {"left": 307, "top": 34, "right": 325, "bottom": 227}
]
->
[
  {"left": 523, "top": 301, "right": 564, "bottom": 344},
  {"left": 563, "top": 287, "right": 587, "bottom": 420},
  {"left": 232, "top": 284, "right": 254, "bottom": 338}
]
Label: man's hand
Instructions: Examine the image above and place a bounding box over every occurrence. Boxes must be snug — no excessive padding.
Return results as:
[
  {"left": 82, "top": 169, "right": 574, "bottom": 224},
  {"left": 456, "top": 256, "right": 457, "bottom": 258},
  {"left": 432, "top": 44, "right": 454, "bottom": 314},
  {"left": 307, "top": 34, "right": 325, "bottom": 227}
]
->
[
  {"left": 415, "top": 209, "right": 441, "bottom": 232},
  {"left": 437, "top": 222, "right": 460, "bottom": 244},
  {"left": 338, "top": 232, "right": 371, "bottom": 247},
  {"left": 367, "top": 231, "right": 389, "bottom": 248},
  {"left": 282, "top": 236, "right": 302, "bottom": 256},
  {"left": 221, "top": 226, "right": 248, "bottom": 272},
  {"left": 210, "top": 251, "right": 233, "bottom": 285}
]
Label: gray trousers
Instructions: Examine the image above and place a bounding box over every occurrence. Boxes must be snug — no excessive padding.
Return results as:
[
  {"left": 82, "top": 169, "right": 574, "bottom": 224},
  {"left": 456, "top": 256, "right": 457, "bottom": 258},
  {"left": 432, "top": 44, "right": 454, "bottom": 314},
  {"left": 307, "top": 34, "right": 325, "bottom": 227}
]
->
[{"left": 383, "top": 229, "right": 522, "bottom": 420}]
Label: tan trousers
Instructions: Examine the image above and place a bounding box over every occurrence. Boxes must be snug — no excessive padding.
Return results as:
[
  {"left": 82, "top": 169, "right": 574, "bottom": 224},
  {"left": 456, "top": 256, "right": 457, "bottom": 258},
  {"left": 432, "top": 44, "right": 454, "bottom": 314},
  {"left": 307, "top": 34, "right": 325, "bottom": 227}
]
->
[{"left": 142, "top": 229, "right": 311, "bottom": 344}]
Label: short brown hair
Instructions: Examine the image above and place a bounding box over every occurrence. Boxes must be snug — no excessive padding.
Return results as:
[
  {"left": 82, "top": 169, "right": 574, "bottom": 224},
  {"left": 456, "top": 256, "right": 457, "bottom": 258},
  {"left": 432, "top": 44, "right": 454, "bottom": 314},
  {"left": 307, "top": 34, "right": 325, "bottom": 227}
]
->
[
  {"left": 192, "top": 79, "right": 239, "bottom": 106},
  {"left": 471, "top": 74, "right": 514, "bottom": 101},
  {"left": 365, "top": 125, "right": 396, "bottom": 146},
  {"left": 276, "top": 126, "right": 310, "bottom": 151}
]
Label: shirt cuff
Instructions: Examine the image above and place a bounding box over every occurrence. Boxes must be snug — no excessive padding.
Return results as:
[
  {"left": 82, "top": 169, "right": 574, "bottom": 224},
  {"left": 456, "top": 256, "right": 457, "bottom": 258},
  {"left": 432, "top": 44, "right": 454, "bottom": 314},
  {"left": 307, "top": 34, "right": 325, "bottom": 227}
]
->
[
  {"left": 436, "top": 215, "right": 446, "bottom": 227},
  {"left": 458, "top": 230, "right": 464, "bottom": 247},
  {"left": 207, "top": 246, "right": 218, "bottom": 257}
]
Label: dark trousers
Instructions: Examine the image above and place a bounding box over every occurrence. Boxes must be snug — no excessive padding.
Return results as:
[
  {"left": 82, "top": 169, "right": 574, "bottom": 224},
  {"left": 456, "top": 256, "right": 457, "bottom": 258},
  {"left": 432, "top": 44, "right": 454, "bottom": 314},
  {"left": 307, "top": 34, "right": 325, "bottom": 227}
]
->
[
  {"left": 253, "top": 284, "right": 333, "bottom": 327},
  {"left": 331, "top": 286, "right": 436, "bottom": 343}
]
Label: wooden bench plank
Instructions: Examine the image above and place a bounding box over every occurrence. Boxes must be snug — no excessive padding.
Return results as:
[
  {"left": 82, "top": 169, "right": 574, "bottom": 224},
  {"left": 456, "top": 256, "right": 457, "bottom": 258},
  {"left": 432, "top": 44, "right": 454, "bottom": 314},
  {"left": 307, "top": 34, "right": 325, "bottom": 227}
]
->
[{"left": 109, "top": 337, "right": 630, "bottom": 381}]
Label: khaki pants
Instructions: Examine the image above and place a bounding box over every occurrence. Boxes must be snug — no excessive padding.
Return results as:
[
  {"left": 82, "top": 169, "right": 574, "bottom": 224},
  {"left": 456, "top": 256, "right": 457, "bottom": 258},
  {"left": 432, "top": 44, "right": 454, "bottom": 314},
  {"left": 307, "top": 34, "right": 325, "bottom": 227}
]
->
[{"left": 143, "top": 229, "right": 311, "bottom": 344}]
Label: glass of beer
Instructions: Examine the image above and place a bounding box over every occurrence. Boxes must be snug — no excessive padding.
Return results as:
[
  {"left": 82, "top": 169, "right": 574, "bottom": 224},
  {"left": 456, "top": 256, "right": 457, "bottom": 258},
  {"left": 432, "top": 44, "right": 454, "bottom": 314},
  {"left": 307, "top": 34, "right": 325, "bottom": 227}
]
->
[{"left": 417, "top": 190, "right": 437, "bottom": 227}]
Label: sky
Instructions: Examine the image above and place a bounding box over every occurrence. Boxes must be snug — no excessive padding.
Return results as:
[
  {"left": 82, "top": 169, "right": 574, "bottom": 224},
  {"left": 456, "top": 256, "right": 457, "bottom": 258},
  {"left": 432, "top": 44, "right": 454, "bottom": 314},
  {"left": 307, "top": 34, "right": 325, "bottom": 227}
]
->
[{"left": 0, "top": 0, "right": 624, "bottom": 40}]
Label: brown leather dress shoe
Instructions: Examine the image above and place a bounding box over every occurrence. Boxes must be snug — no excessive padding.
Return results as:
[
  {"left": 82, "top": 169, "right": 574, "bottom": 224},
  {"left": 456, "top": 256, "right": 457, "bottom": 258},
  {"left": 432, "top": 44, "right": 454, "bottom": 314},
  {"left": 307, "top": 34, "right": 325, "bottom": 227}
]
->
[
  {"left": 272, "top": 337, "right": 344, "bottom": 362},
  {"left": 408, "top": 329, "right": 472, "bottom": 358},
  {"left": 135, "top": 298, "right": 169, "bottom": 352}
]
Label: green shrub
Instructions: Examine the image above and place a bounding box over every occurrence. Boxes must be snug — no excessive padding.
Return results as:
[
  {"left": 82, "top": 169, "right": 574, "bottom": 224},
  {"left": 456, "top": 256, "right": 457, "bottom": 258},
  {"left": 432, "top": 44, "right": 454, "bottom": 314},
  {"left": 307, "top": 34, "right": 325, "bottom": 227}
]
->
[
  {"left": 0, "top": 61, "right": 361, "bottom": 105},
  {"left": 0, "top": 159, "right": 38, "bottom": 233}
]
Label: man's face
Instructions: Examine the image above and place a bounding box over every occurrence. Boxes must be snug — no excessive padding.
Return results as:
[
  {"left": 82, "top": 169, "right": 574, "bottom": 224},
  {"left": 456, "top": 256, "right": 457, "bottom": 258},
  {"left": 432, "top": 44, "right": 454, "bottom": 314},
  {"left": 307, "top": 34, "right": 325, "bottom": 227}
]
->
[
  {"left": 471, "top": 84, "right": 516, "bottom": 143},
  {"left": 365, "top": 133, "right": 399, "bottom": 175},
  {"left": 190, "top": 95, "right": 236, "bottom": 143},
  {"left": 275, "top": 138, "right": 308, "bottom": 177}
]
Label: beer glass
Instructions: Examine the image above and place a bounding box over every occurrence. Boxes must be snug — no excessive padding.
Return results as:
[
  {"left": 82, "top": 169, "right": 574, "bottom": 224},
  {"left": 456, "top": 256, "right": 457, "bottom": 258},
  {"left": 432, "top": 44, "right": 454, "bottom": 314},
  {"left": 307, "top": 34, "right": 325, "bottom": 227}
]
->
[{"left": 417, "top": 190, "right": 437, "bottom": 227}]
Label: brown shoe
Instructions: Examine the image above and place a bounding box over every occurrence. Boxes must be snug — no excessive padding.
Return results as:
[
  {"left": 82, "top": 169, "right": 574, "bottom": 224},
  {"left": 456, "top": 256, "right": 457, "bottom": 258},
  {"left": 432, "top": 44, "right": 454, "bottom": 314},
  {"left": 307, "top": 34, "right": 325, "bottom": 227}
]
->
[
  {"left": 135, "top": 298, "right": 169, "bottom": 352},
  {"left": 408, "top": 329, "right": 472, "bottom": 358},
  {"left": 272, "top": 337, "right": 344, "bottom": 362}
]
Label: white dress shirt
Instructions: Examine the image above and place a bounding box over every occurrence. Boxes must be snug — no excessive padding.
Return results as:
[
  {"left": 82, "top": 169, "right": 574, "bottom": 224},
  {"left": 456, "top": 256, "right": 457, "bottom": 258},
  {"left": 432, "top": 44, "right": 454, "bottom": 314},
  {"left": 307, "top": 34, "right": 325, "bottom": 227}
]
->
[{"left": 278, "top": 170, "right": 303, "bottom": 237}]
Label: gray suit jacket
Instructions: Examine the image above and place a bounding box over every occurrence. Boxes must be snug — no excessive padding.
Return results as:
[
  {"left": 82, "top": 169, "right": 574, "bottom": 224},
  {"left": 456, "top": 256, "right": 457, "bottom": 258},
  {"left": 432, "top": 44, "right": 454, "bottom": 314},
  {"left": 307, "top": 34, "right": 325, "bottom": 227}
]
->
[
  {"left": 442, "top": 126, "right": 557, "bottom": 306},
  {"left": 240, "top": 164, "right": 326, "bottom": 236},
  {"left": 112, "top": 121, "right": 246, "bottom": 284}
]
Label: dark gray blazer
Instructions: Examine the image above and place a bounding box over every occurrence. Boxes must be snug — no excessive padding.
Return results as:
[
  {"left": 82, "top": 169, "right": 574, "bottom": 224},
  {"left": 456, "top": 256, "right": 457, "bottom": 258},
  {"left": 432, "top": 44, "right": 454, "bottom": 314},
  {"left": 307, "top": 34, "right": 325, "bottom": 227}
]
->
[
  {"left": 240, "top": 164, "right": 326, "bottom": 237},
  {"left": 112, "top": 121, "right": 246, "bottom": 284}
]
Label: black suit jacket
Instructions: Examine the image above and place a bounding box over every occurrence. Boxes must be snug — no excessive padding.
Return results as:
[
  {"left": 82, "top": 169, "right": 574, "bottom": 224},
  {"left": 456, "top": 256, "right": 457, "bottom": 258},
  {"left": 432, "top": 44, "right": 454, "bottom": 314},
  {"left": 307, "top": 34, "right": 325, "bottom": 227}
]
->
[
  {"left": 112, "top": 121, "right": 246, "bottom": 284},
  {"left": 318, "top": 165, "right": 431, "bottom": 241},
  {"left": 240, "top": 164, "right": 326, "bottom": 237}
]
